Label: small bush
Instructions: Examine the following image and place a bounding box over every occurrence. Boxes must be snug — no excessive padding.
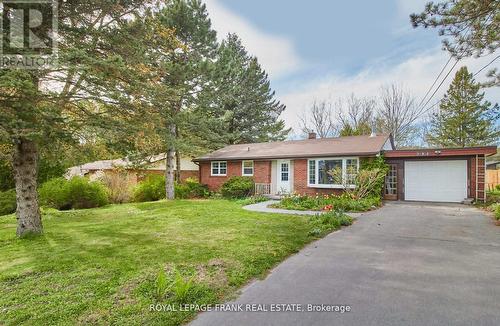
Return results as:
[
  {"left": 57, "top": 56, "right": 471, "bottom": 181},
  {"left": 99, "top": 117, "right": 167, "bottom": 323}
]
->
[
  {"left": 101, "top": 171, "right": 133, "bottom": 204},
  {"left": 490, "top": 203, "right": 500, "bottom": 220},
  {"left": 133, "top": 175, "right": 166, "bottom": 202},
  {"left": 220, "top": 176, "right": 254, "bottom": 199},
  {"left": 0, "top": 189, "right": 16, "bottom": 216},
  {"left": 175, "top": 178, "right": 210, "bottom": 199},
  {"left": 486, "top": 188, "right": 500, "bottom": 204},
  {"left": 39, "top": 178, "right": 72, "bottom": 210},
  {"left": 39, "top": 177, "right": 109, "bottom": 210}
]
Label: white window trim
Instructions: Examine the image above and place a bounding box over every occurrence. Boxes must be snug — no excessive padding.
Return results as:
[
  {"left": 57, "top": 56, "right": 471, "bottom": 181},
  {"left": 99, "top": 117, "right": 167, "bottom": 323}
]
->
[
  {"left": 242, "top": 160, "right": 254, "bottom": 176},
  {"left": 307, "top": 157, "right": 359, "bottom": 189},
  {"left": 211, "top": 161, "right": 227, "bottom": 176}
]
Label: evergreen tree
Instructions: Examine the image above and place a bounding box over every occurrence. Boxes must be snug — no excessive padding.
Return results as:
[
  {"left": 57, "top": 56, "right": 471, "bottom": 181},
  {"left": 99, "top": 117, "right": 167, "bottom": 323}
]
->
[
  {"left": 150, "top": 0, "right": 218, "bottom": 199},
  {"left": 427, "top": 66, "right": 500, "bottom": 147},
  {"left": 204, "top": 34, "right": 290, "bottom": 144},
  {"left": 0, "top": 1, "right": 163, "bottom": 237}
]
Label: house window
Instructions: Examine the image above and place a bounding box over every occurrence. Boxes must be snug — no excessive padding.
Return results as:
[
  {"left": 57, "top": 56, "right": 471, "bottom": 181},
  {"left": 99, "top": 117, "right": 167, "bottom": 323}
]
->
[
  {"left": 211, "top": 161, "right": 227, "bottom": 176},
  {"left": 242, "top": 161, "right": 254, "bottom": 176},
  {"left": 307, "top": 158, "right": 359, "bottom": 188},
  {"left": 308, "top": 160, "right": 316, "bottom": 184},
  {"left": 281, "top": 162, "right": 289, "bottom": 181}
]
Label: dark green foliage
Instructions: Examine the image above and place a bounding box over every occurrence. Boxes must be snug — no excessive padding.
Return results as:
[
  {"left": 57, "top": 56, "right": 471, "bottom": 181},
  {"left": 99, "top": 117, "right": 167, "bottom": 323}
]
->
[
  {"left": 308, "top": 210, "right": 353, "bottom": 237},
  {"left": 0, "top": 190, "right": 16, "bottom": 216},
  {"left": 220, "top": 176, "right": 254, "bottom": 199},
  {"left": 0, "top": 159, "right": 14, "bottom": 191},
  {"left": 427, "top": 67, "right": 499, "bottom": 147},
  {"left": 39, "top": 177, "right": 109, "bottom": 210},
  {"left": 274, "top": 193, "right": 381, "bottom": 212},
  {"left": 411, "top": 0, "right": 499, "bottom": 59},
  {"left": 133, "top": 175, "right": 166, "bottom": 202},
  {"left": 201, "top": 34, "right": 290, "bottom": 145},
  {"left": 175, "top": 178, "right": 210, "bottom": 199}
]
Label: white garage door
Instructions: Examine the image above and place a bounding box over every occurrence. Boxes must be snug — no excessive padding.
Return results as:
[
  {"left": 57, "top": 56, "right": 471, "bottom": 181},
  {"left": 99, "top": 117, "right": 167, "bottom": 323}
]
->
[{"left": 405, "top": 160, "right": 467, "bottom": 203}]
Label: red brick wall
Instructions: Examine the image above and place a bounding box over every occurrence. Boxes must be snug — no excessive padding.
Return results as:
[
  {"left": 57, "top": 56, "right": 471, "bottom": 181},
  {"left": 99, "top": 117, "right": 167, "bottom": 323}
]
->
[
  {"left": 292, "top": 159, "right": 343, "bottom": 196},
  {"left": 199, "top": 160, "right": 271, "bottom": 192},
  {"left": 477, "top": 155, "right": 486, "bottom": 201},
  {"left": 254, "top": 161, "right": 272, "bottom": 184}
]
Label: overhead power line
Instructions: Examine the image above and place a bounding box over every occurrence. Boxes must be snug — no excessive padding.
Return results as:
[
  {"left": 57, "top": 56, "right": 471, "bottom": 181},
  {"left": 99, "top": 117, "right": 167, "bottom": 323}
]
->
[{"left": 473, "top": 54, "right": 500, "bottom": 77}]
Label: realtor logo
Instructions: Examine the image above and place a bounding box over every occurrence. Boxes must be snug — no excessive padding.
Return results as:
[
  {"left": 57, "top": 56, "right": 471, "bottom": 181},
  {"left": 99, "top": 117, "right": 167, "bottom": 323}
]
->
[{"left": 1, "top": 0, "right": 58, "bottom": 69}]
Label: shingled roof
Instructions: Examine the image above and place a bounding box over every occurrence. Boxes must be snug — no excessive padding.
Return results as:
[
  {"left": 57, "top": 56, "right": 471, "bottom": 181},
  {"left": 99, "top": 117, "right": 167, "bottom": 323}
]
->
[{"left": 194, "top": 134, "right": 392, "bottom": 161}]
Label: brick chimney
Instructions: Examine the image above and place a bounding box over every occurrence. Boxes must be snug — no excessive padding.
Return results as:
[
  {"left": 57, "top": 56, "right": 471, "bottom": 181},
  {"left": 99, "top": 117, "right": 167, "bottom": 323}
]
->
[{"left": 308, "top": 132, "right": 317, "bottom": 139}]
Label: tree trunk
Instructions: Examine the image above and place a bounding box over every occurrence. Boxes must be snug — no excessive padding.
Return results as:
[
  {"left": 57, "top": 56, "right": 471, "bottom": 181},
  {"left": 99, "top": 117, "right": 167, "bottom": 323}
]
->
[
  {"left": 175, "top": 150, "right": 181, "bottom": 183},
  {"left": 13, "top": 139, "right": 42, "bottom": 237},
  {"left": 165, "top": 124, "right": 176, "bottom": 200},
  {"left": 174, "top": 125, "right": 181, "bottom": 182}
]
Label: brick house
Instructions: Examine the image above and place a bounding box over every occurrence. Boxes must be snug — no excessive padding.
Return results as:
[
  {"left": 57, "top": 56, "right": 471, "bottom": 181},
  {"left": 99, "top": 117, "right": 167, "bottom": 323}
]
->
[
  {"left": 67, "top": 154, "right": 199, "bottom": 186},
  {"left": 193, "top": 133, "right": 497, "bottom": 203}
]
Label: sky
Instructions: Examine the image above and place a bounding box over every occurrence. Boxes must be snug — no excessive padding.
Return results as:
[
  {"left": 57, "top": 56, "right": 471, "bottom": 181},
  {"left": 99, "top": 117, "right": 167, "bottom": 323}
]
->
[{"left": 203, "top": 0, "right": 500, "bottom": 137}]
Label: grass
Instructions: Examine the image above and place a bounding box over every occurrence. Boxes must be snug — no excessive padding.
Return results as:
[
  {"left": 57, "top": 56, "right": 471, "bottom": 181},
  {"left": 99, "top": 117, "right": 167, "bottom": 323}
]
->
[{"left": 0, "top": 199, "right": 345, "bottom": 325}]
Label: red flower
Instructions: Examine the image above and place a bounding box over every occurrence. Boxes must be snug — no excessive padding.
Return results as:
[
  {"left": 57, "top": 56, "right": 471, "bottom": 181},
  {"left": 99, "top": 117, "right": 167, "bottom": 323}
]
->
[{"left": 322, "top": 204, "right": 333, "bottom": 211}]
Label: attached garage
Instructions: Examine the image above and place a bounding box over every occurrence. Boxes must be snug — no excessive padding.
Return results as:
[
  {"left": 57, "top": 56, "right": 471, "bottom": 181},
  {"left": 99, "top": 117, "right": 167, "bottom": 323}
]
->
[
  {"left": 384, "top": 147, "right": 497, "bottom": 203},
  {"left": 404, "top": 160, "right": 467, "bottom": 203}
]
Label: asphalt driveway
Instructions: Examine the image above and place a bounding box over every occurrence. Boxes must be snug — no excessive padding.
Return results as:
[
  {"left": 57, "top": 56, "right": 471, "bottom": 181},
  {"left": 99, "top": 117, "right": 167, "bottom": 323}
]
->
[{"left": 191, "top": 202, "right": 500, "bottom": 326}]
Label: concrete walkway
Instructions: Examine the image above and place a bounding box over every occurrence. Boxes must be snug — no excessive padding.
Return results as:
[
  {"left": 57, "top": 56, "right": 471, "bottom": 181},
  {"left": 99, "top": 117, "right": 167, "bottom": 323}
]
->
[
  {"left": 242, "top": 200, "right": 363, "bottom": 218},
  {"left": 242, "top": 200, "right": 318, "bottom": 215},
  {"left": 192, "top": 202, "right": 500, "bottom": 326}
]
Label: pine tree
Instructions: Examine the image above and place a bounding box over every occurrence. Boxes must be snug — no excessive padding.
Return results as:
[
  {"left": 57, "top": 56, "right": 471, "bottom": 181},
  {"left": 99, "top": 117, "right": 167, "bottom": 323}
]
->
[
  {"left": 152, "top": 0, "right": 218, "bottom": 199},
  {"left": 427, "top": 66, "right": 500, "bottom": 147},
  {"left": 204, "top": 34, "right": 290, "bottom": 144}
]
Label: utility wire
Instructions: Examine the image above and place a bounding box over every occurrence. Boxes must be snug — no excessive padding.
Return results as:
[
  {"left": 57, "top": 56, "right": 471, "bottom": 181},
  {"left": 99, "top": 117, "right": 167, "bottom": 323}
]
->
[
  {"left": 473, "top": 54, "right": 500, "bottom": 77},
  {"left": 415, "top": 56, "right": 453, "bottom": 111}
]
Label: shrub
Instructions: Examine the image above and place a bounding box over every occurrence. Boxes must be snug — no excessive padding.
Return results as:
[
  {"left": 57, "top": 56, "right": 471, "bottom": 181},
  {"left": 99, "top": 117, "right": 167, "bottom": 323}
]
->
[
  {"left": 133, "top": 175, "right": 166, "bottom": 202},
  {"left": 175, "top": 178, "right": 210, "bottom": 199},
  {"left": 0, "top": 189, "right": 16, "bottom": 216},
  {"left": 490, "top": 203, "right": 500, "bottom": 220},
  {"left": 39, "top": 177, "right": 109, "bottom": 210},
  {"left": 486, "top": 188, "right": 500, "bottom": 204},
  {"left": 220, "top": 176, "right": 254, "bottom": 199},
  {"left": 101, "top": 170, "right": 133, "bottom": 204},
  {"left": 39, "top": 177, "right": 71, "bottom": 210}
]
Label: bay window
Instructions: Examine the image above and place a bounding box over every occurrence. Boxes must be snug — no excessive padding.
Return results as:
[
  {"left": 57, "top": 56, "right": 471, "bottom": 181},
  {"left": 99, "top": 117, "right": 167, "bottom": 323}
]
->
[
  {"left": 308, "top": 158, "right": 359, "bottom": 188},
  {"left": 211, "top": 161, "right": 227, "bottom": 176}
]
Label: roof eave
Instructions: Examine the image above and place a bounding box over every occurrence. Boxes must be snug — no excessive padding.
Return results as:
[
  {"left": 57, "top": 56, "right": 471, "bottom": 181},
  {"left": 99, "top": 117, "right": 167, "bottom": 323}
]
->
[{"left": 193, "top": 151, "right": 382, "bottom": 162}]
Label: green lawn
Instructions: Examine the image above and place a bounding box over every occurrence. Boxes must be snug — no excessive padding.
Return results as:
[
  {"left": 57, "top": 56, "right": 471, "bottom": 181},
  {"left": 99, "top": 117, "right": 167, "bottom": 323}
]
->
[{"left": 0, "top": 200, "right": 326, "bottom": 325}]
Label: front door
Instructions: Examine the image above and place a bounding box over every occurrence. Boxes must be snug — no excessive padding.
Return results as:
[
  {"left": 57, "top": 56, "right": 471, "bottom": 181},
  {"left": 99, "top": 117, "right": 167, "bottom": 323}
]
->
[
  {"left": 384, "top": 164, "right": 398, "bottom": 200},
  {"left": 277, "top": 160, "right": 291, "bottom": 194}
]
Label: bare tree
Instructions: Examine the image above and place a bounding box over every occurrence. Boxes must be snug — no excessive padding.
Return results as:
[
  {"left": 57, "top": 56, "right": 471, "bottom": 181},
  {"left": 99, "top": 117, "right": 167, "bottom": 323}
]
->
[
  {"left": 338, "top": 94, "right": 376, "bottom": 136},
  {"left": 377, "top": 84, "right": 421, "bottom": 148},
  {"left": 299, "top": 100, "right": 337, "bottom": 138}
]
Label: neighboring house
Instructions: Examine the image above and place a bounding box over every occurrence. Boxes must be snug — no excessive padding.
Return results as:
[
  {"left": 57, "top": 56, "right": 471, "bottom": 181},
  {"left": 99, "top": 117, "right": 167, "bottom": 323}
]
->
[
  {"left": 486, "top": 160, "right": 500, "bottom": 170},
  {"left": 67, "top": 154, "right": 199, "bottom": 185},
  {"left": 193, "top": 133, "right": 497, "bottom": 203}
]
